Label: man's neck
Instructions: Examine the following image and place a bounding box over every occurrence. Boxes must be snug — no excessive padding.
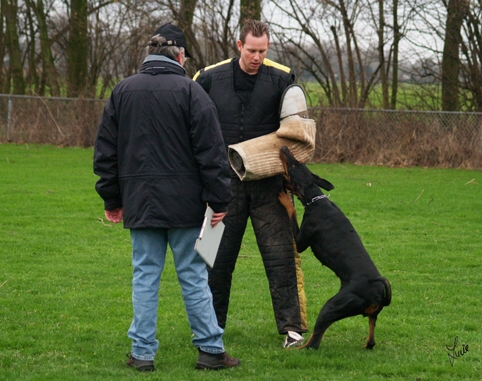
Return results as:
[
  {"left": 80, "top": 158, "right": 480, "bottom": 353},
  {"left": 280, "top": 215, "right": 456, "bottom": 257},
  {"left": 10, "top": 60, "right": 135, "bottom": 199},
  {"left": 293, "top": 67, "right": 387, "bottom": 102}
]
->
[{"left": 237, "top": 58, "right": 260, "bottom": 76}]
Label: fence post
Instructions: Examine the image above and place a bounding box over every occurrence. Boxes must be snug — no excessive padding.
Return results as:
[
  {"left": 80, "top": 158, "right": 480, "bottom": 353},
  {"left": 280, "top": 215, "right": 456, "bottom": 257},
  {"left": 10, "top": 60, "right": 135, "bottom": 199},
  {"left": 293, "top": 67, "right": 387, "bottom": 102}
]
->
[{"left": 7, "top": 97, "right": 13, "bottom": 142}]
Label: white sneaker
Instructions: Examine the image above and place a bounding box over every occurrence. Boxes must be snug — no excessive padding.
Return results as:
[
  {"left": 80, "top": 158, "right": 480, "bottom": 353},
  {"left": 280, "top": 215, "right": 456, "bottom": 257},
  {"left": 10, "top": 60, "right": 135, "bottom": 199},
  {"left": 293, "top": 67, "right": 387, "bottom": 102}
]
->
[{"left": 283, "top": 331, "right": 304, "bottom": 348}]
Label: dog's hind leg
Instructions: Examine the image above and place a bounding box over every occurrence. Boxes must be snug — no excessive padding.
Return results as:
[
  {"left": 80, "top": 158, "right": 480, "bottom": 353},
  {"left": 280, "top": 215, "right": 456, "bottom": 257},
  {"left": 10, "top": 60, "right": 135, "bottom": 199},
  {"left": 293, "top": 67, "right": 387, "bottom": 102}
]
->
[
  {"left": 363, "top": 306, "right": 381, "bottom": 349},
  {"left": 365, "top": 314, "right": 377, "bottom": 349},
  {"left": 363, "top": 277, "right": 392, "bottom": 349},
  {"left": 363, "top": 278, "right": 391, "bottom": 349}
]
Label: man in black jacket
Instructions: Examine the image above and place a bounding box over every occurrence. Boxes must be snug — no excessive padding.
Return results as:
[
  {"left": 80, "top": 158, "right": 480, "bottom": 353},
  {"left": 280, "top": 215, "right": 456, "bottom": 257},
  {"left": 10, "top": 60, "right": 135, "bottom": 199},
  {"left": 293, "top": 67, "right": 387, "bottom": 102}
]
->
[
  {"left": 94, "top": 23, "right": 240, "bottom": 371},
  {"left": 194, "top": 20, "right": 308, "bottom": 348}
]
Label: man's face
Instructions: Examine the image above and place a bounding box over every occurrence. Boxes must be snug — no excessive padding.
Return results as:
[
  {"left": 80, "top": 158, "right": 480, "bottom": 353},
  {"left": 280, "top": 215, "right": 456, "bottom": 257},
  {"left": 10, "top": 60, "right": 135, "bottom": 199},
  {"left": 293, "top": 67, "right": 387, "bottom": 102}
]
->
[{"left": 237, "top": 33, "right": 270, "bottom": 75}]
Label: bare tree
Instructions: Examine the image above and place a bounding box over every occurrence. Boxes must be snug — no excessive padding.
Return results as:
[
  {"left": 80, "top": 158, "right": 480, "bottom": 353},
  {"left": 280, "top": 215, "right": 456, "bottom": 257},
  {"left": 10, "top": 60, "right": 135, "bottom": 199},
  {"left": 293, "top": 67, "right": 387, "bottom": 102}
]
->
[
  {"left": 0, "top": 5, "right": 5, "bottom": 92},
  {"left": 459, "top": 2, "right": 482, "bottom": 111},
  {"left": 390, "top": 0, "right": 400, "bottom": 109},
  {"left": 441, "top": 0, "right": 468, "bottom": 111},
  {"left": 3, "top": 0, "right": 482, "bottom": 112},
  {"left": 405, "top": 0, "right": 482, "bottom": 111},
  {"left": 193, "top": 0, "right": 239, "bottom": 66},
  {"left": 2, "top": 0, "right": 26, "bottom": 94},
  {"left": 25, "top": 0, "right": 60, "bottom": 95},
  {"left": 269, "top": 0, "right": 387, "bottom": 108},
  {"left": 67, "top": 0, "right": 89, "bottom": 96},
  {"left": 240, "top": 0, "right": 261, "bottom": 25},
  {"left": 375, "top": 0, "right": 388, "bottom": 108}
]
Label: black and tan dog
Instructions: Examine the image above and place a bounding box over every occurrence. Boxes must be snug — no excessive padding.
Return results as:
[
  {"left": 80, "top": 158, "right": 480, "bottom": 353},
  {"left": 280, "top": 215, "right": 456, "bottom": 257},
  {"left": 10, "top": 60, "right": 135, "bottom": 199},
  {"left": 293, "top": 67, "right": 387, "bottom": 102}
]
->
[{"left": 278, "top": 146, "right": 391, "bottom": 350}]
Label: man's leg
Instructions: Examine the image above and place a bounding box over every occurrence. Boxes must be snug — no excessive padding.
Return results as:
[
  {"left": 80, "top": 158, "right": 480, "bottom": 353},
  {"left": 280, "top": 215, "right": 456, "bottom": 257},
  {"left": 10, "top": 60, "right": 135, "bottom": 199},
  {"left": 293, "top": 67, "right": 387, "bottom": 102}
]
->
[
  {"left": 249, "top": 176, "right": 308, "bottom": 337},
  {"left": 128, "top": 228, "right": 168, "bottom": 362},
  {"left": 208, "top": 177, "right": 249, "bottom": 328},
  {"left": 169, "top": 227, "right": 240, "bottom": 370},
  {"left": 169, "top": 227, "right": 225, "bottom": 353}
]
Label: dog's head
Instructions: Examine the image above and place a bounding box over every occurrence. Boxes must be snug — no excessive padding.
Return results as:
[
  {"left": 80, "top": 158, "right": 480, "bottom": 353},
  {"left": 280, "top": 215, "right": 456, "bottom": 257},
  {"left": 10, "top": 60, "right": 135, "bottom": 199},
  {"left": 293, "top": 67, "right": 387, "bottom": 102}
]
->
[{"left": 279, "top": 146, "right": 334, "bottom": 202}]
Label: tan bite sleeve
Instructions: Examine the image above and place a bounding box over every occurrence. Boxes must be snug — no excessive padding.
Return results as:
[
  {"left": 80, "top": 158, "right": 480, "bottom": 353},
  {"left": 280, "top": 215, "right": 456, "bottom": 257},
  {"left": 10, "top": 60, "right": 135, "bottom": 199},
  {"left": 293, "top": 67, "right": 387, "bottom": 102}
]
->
[{"left": 228, "top": 115, "right": 316, "bottom": 181}]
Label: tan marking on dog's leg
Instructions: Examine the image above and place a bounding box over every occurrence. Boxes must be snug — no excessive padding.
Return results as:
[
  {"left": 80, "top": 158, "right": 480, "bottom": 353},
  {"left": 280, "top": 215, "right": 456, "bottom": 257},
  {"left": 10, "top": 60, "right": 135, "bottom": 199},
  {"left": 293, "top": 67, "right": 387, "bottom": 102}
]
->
[
  {"left": 364, "top": 304, "right": 380, "bottom": 315},
  {"left": 364, "top": 314, "right": 378, "bottom": 349},
  {"left": 278, "top": 191, "right": 296, "bottom": 219}
]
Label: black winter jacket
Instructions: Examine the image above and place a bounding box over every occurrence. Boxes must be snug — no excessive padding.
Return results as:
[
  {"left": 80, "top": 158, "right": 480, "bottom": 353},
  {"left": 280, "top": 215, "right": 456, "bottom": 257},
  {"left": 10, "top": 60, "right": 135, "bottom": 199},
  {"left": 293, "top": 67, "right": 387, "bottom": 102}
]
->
[
  {"left": 194, "top": 58, "right": 294, "bottom": 149},
  {"left": 94, "top": 55, "right": 232, "bottom": 229}
]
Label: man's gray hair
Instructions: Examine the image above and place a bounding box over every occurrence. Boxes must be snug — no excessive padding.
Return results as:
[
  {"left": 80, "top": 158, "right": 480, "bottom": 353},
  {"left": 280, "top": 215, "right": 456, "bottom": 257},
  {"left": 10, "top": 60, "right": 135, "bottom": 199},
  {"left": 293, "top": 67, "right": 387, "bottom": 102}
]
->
[{"left": 146, "top": 35, "right": 184, "bottom": 60}]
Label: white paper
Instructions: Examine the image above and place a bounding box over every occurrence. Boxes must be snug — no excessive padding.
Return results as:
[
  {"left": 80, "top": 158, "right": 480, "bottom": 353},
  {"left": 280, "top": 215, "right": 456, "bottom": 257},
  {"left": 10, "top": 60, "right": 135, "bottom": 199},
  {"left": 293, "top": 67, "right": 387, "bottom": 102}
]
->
[{"left": 194, "top": 206, "right": 225, "bottom": 268}]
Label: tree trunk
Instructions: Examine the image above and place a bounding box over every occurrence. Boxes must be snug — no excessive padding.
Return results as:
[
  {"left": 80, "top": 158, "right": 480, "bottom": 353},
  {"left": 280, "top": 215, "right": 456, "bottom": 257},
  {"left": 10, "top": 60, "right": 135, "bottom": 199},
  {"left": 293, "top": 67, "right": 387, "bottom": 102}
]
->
[
  {"left": 67, "top": 0, "right": 89, "bottom": 97},
  {"left": 178, "top": 0, "right": 204, "bottom": 71},
  {"left": 330, "top": 25, "right": 346, "bottom": 105},
  {"left": 461, "top": 8, "right": 482, "bottom": 111},
  {"left": 378, "top": 0, "right": 389, "bottom": 109},
  {"left": 27, "top": 0, "right": 60, "bottom": 96},
  {"left": 0, "top": 7, "right": 5, "bottom": 92},
  {"left": 390, "top": 0, "right": 400, "bottom": 110},
  {"left": 442, "top": 0, "right": 468, "bottom": 111},
  {"left": 339, "top": 0, "right": 357, "bottom": 107},
  {"left": 240, "top": 0, "right": 261, "bottom": 25},
  {"left": 2, "top": 0, "right": 25, "bottom": 94},
  {"left": 26, "top": 3, "right": 41, "bottom": 93}
]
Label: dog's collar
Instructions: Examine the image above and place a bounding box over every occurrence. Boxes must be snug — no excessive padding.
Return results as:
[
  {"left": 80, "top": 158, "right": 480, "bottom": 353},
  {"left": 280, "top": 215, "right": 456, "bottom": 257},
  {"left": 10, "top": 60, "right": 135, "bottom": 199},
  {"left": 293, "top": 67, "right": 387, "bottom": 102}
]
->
[{"left": 305, "top": 194, "right": 329, "bottom": 207}]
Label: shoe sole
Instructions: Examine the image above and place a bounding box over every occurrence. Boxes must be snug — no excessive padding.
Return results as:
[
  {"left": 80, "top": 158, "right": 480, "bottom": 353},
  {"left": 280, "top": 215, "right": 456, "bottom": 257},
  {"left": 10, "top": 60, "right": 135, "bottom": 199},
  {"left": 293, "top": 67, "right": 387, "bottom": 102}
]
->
[
  {"left": 196, "top": 360, "right": 241, "bottom": 370},
  {"left": 283, "top": 339, "right": 305, "bottom": 349},
  {"left": 127, "top": 361, "right": 155, "bottom": 372},
  {"left": 195, "top": 362, "right": 226, "bottom": 370}
]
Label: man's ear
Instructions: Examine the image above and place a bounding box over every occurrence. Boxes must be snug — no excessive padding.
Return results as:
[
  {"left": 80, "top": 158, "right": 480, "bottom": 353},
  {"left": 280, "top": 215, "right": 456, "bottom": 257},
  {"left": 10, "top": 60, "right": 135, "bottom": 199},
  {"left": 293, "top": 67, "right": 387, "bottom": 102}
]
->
[
  {"left": 236, "top": 40, "right": 243, "bottom": 52},
  {"left": 176, "top": 50, "right": 185, "bottom": 66},
  {"left": 313, "top": 174, "right": 334, "bottom": 191}
]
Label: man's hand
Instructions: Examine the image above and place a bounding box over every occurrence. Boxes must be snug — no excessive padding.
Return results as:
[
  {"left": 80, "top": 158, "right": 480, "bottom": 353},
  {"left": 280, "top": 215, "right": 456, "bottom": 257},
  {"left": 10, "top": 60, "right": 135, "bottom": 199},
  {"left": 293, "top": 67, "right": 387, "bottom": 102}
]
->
[
  {"left": 105, "top": 208, "right": 123, "bottom": 223},
  {"left": 211, "top": 212, "right": 227, "bottom": 227}
]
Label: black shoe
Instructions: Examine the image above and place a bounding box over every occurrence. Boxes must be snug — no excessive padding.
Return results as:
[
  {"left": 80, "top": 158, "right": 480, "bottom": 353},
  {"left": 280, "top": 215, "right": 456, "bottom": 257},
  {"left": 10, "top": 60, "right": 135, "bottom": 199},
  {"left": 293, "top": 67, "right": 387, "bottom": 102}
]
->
[
  {"left": 126, "top": 354, "right": 155, "bottom": 372},
  {"left": 195, "top": 350, "right": 241, "bottom": 370}
]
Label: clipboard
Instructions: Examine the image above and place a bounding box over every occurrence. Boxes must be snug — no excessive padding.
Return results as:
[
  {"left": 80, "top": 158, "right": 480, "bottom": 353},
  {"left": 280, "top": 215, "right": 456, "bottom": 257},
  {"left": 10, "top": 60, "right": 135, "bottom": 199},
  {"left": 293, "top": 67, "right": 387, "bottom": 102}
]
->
[{"left": 194, "top": 206, "right": 225, "bottom": 268}]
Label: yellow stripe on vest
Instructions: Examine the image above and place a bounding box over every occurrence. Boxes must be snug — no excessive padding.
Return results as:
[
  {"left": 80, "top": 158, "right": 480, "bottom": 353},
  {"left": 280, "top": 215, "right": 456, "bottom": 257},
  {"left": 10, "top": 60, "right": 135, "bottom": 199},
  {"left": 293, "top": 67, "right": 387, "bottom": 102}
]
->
[
  {"left": 193, "top": 58, "right": 290, "bottom": 81},
  {"left": 193, "top": 59, "right": 232, "bottom": 81},
  {"left": 263, "top": 58, "right": 291, "bottom": 74}
]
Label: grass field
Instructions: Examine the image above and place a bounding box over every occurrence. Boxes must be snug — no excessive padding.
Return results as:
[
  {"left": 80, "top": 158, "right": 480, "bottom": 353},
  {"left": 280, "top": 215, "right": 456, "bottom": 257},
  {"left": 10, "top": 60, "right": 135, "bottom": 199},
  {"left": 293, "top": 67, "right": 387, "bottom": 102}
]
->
[{"left": 1, "top": 144, "right": 481, "bottom": 380}]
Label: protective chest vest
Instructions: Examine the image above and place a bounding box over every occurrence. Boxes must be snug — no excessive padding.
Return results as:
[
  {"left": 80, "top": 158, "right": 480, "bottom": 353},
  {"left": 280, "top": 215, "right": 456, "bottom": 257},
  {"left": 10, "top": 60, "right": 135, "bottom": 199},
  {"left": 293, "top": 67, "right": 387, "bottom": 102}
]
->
[{"left": 199, "top": 59, "right": 293, "bottom": 148}]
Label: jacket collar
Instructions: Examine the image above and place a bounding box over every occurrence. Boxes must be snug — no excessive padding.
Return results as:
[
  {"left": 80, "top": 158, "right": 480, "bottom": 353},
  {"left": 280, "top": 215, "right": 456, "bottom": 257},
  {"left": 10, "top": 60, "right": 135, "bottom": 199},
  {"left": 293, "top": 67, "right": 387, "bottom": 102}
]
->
[{"left": 140, "top": 54, "right": 185, "bottom": 76}]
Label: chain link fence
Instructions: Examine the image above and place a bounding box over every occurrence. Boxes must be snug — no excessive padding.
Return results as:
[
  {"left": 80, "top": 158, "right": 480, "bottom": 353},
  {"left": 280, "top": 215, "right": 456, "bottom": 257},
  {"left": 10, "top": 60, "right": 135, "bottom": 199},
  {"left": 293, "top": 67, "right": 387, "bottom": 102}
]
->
[
  {"left": 1, "top": 94, "right": 481, "bottom": 169},
  {"left": 310, "top": 108, "right": 482, "bottom": 169},
  {"left": 0, "top": 94, "right": 105, "bottom": 147}
]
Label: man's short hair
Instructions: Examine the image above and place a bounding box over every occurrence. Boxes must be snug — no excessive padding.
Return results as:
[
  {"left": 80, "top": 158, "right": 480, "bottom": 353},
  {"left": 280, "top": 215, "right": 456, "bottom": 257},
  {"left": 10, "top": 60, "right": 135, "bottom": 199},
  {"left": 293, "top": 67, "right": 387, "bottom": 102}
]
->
[
  {"left": 239, "top": 20, "right": 270, "bottom": 44},
  {"left": 146, "top": 35, "right": 184, "bottom": 60}
]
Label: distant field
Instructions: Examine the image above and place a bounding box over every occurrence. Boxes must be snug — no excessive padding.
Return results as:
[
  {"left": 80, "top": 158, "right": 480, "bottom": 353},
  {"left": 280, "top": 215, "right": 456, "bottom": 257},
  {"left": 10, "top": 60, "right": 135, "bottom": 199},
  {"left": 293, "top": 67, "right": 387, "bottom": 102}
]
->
[
  {"left": 301, "top": 81, "right": 444, "bottom": 110},
  {"left": 1, "top": 144, "right": 481, "bottom": 380}
]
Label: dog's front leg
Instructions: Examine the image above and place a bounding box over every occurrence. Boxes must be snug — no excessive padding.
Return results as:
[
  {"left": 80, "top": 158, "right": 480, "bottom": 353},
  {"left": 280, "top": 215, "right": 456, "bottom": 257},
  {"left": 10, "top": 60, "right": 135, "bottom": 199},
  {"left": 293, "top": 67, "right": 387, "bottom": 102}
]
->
[
  {"left": 278, "top": 190, "right": 300, "bottom": 238},
  {"left": 295, "top": 218, "right": 311, "bottom": 253}
]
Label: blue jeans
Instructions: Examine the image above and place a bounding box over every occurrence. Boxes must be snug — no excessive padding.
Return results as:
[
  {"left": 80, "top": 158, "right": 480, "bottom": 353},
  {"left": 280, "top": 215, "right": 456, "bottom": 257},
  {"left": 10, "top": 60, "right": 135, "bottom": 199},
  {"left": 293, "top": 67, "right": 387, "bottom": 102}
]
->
[{"left": 128, "top": 227, "right": 225, "bottom": 361}]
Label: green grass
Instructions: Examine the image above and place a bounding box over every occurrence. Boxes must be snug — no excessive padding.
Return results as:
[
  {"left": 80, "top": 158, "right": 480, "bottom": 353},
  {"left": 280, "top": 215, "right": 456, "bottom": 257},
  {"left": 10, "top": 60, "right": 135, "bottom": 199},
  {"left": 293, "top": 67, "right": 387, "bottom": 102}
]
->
[{"left": 1, "top": 143, "right": 481, "bottom": 380}]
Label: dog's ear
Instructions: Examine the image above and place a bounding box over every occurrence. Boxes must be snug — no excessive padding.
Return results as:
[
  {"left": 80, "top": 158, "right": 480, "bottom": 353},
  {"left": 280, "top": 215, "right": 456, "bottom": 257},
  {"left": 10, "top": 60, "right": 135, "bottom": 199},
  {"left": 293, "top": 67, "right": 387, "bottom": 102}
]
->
[{"left": 313, "top": 173, "right": 335, "bottom": 191}]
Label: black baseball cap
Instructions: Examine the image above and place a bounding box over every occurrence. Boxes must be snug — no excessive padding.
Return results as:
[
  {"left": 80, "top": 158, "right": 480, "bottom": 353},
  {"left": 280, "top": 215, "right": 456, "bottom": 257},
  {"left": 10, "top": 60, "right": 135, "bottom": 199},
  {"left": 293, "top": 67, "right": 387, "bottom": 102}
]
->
[{"left": 152, "top": 23, "right": 192, "bottom": 58}]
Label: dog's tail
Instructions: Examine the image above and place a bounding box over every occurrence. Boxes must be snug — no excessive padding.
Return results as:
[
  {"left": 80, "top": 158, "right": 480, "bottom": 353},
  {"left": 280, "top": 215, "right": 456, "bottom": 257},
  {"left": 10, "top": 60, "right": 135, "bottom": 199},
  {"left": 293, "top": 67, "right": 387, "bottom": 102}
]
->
[
  {"left": 381, "top": 277, "right": 392, "bottom": 306},
  {"left": 370, "top": 276, "right": 392, "bottom": 307}
]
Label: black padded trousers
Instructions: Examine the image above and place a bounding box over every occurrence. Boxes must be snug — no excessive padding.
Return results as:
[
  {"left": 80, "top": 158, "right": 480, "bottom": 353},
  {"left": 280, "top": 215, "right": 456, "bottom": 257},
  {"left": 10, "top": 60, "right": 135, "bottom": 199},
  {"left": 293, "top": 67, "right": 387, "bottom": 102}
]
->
[{"left": 208, "top": 175, "right": 308, "bottom": 334}]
